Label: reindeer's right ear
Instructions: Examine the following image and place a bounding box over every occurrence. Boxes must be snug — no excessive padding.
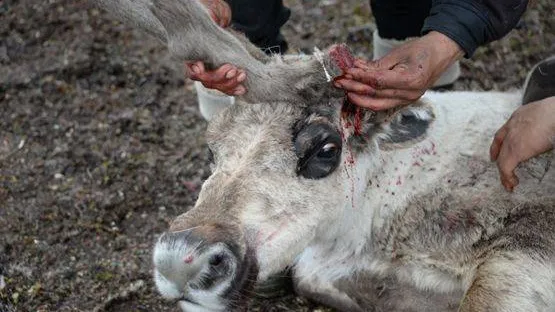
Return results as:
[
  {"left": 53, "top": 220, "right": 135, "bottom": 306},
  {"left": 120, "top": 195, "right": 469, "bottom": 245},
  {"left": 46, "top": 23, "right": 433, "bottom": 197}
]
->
[{"left": 374, "top": 101, "right": 435, "bottom": 149}]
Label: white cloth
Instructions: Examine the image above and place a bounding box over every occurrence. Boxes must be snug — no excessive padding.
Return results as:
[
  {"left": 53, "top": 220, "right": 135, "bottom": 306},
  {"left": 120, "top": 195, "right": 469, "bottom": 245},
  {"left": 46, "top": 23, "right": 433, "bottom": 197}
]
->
[{"left": 372, "top": 30, "right": 460, "bottom": 87}]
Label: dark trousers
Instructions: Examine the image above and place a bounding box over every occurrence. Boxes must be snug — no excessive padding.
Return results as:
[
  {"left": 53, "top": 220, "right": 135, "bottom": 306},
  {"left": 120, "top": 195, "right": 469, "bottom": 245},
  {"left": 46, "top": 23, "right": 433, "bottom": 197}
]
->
[
  {"left": 226, "top": 0, "right": 290, "bottom": 54},
  {"left": 226, "top": 0, "right": 432, "bottom": 51}
]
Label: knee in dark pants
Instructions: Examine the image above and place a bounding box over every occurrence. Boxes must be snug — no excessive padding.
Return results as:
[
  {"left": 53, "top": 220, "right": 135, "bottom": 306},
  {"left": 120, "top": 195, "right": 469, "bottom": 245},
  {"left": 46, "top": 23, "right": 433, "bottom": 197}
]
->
[{"left": 226, "top": 0, "right": 290, "bottom": 54}]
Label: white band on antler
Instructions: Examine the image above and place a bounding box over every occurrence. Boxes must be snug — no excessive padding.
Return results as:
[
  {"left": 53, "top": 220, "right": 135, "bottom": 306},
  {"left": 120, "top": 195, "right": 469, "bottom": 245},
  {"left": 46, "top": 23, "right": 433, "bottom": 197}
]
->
[{"left": 313, "top": 47, "right": 331, "bottom": 82}]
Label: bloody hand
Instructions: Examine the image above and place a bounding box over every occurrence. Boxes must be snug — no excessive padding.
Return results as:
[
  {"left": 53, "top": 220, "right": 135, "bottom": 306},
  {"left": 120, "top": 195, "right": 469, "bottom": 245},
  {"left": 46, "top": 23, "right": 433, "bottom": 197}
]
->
[{"left": 334, "top": 31, "right": 464, "bottom": 111}]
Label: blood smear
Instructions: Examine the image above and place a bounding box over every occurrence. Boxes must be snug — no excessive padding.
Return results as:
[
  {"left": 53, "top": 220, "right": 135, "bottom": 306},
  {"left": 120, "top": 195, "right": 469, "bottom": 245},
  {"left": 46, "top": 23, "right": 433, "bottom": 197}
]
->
[{"left": 329, "top": 44, "right": 364, "bottom": 136}]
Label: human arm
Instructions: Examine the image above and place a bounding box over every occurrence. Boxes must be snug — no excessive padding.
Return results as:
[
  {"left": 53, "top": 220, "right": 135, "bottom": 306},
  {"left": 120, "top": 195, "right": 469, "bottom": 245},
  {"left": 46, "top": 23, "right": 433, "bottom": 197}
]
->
[
  {"left": 490, "top": 96, "right": 555, "bottom": 192},
  {"left": 335, "top": 0, "right": 529, "bottom": 110}
]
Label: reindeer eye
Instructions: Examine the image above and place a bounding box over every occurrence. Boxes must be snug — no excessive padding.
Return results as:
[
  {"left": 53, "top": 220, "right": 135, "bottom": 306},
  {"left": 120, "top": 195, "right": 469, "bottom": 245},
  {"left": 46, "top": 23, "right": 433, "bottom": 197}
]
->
[
  {"left": 317, "top": 143, "right": 338, "bottom": 159},
  {"left": 294, "top": 123, "right": 342, "bottom": 179}
]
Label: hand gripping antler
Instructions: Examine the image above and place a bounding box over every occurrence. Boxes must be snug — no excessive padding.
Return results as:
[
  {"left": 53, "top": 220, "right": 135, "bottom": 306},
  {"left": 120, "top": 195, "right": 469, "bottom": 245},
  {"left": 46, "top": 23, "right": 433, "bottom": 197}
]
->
[{"left": 93, "top": 0, "right": 333, "bottom": 104}]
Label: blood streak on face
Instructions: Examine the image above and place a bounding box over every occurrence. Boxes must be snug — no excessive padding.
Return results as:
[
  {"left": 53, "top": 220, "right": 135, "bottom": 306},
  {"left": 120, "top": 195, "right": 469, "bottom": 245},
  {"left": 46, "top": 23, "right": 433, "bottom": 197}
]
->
[{"left": 329, "top": 44, "right": 362, "bottom": 209}]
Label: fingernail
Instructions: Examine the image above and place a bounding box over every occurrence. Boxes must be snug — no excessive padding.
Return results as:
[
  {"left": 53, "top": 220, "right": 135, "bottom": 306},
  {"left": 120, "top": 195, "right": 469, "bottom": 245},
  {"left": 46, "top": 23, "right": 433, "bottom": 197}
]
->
[
  {"left": 237, "top": 72, "right": 246, "bottom": 82},
  {"left": 191, "top": 65, "right": 200, "bottom": 75},
  {"left": 225, "top": 69, "right": 237, "bottom": 79},
  {"left": 234, "top": 86, "right": 246, "bottom": 95},
  {"left": 334, "top": 82, "right": 341, "bottom": 88}
]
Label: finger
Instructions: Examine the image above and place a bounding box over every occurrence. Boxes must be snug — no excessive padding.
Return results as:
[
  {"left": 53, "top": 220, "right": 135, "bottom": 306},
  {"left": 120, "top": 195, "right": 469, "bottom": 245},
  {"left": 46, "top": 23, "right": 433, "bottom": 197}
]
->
[
  {"left": 208, "top": 74, "right": 245, "bottom": 92},
  {"left": 345, "top": 68, "right": 418, "bottom": 90},
  {"left": 193, "top": 64, "right": 238, "bottom": 88},
  {"left": 205, "top": 64, "right": 237, "bottom": 82},
  {"left": 208, "top": 11, "right": 220, "bottom": 26},
  {"left": 334, "top": 79, "right": 376, "bottom": 96},
  {"left": 371, "top": 88, "right": 423, "bottom": 102},
  {"left": 489, "top": 123, "right": 509, "bottom": 161},
  {"left": 232, "top": 85, "right": 246, "bottom": 96},
  {"left": 185, "top": 61, "right": 203, "bottom": 78},
  {"left": 336, "top": 77, "right": 423, "bottom": 103},
  {"left": 236, "top": 70, "right": 246, "bottom": 83},
  {"left": 496, "top": 142, "right": 520, "bottom": 192},
  {"left": 189, "top": 61, "right": 207, "bottom": 80},
  {"left": 346, "top": 93, "right": 409, "bottom": 111},
  {"left": 218, "top": 1, "right": 232, "bottom": 27}
]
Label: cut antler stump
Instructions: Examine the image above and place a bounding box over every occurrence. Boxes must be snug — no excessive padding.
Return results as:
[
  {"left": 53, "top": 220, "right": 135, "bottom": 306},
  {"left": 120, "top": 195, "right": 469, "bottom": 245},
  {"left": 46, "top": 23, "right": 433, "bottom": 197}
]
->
[{"left": 328, "top": 44, "right": 364, "bottom": 136}]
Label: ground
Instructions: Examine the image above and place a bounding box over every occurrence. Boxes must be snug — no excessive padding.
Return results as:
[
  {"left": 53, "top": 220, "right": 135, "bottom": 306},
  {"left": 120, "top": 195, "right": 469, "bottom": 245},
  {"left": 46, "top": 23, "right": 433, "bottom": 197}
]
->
[{"left": 0, "top": 0, "right": 553, "bottom": 311}]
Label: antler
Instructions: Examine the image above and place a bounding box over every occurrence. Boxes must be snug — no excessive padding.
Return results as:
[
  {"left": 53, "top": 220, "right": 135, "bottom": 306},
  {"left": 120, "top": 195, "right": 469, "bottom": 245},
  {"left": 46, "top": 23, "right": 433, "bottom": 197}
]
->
[
  {"left": 95, "top": 0, "right": 167, "bottom": 44},
  {"left": 92, "top": 0, "right": 332, "bottom": 104}
]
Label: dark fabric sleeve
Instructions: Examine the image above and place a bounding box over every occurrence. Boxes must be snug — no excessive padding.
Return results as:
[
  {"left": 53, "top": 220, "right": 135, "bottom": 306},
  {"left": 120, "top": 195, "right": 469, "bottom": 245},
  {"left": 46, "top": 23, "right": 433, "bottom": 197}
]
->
[{"left": 421, "top": 0, "right": 528, "bottom": 57}]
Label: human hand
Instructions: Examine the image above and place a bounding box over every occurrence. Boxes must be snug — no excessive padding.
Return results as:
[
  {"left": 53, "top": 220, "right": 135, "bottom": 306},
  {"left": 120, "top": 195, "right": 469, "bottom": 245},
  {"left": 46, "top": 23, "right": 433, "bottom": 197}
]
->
[
  {"left": 334, "top": 31, "right": 464, "bottom": 110},
  {"left": 185, "top": 1, "right": 246, "bottom": 96},
  {"left": 199, "top": 0, "right": 231, "bottom": 28},
  {"left": 490, "top": 96, "right": 555, "bottom": 192},
  {"left": 185, "top": 61, "right": 247, "bottom": 96}
]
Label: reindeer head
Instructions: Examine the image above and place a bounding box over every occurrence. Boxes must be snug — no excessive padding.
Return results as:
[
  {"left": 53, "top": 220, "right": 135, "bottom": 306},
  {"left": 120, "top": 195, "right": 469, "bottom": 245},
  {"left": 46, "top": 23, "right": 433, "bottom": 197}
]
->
[{"left": 153, "top": 98, "right": 435, "bottom": 311}]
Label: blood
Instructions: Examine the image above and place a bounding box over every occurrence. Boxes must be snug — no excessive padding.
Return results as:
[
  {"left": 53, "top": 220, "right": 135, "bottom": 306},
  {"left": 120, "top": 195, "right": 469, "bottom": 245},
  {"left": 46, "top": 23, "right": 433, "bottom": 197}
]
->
[
  {"left": 329, "top": 44, "right": 364, "bottom": 137},
  {"left": 329, "top": 43, "right": 355, "bottom": 70},
  {"left": 329, "top": 44, "right": 362, "bottom": 208},
  {"left": 341, "top": 98, "right": 364, "bottom": 136}
]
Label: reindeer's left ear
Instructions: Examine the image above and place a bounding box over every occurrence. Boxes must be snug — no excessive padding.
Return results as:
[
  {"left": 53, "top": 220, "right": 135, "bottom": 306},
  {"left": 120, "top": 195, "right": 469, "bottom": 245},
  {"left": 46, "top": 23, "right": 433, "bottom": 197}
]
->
[{"left": 376, "top": 100, "right": 435, "bottom": 149}]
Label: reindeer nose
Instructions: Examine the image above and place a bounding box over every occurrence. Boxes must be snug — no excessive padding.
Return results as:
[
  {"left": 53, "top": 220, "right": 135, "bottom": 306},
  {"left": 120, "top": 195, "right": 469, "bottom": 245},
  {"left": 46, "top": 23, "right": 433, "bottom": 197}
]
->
[{"left": 153, "top": 227, "right": 240, "bottom": 298}]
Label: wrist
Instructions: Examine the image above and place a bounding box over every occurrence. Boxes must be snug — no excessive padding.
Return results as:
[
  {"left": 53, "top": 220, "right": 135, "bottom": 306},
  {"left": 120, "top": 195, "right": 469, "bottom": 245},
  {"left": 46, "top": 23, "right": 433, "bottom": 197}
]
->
[{"left": 425, "top": 31, "right": 464, "bottom": 63}]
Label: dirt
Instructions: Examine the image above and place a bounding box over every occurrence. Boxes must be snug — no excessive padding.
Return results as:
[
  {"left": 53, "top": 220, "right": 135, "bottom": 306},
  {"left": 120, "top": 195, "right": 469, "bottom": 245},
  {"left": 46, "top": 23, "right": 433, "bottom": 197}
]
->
[{"left": 0, "top": 0, "right": 553, "bottom": 311}]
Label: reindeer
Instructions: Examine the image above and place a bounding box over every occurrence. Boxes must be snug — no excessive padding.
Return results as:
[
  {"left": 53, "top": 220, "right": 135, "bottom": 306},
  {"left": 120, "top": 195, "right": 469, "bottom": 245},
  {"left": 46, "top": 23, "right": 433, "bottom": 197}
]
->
[{"left": 93, "top": 0, "right": 555, "bottom": 311}]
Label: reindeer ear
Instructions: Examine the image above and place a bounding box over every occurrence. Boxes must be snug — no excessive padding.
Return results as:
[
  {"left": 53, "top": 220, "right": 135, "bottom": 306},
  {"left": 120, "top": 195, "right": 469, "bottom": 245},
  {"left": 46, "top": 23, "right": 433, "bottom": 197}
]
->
[{"left": 376, "top": 101, "right": 435, "bottom": 148}]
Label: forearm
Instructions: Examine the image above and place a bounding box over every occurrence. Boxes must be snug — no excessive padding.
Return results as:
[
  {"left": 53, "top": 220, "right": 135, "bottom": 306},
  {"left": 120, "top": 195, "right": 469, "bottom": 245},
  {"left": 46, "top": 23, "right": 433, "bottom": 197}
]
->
[{"left": 421, "top": 0, "right": 528, "bottom": 57}]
